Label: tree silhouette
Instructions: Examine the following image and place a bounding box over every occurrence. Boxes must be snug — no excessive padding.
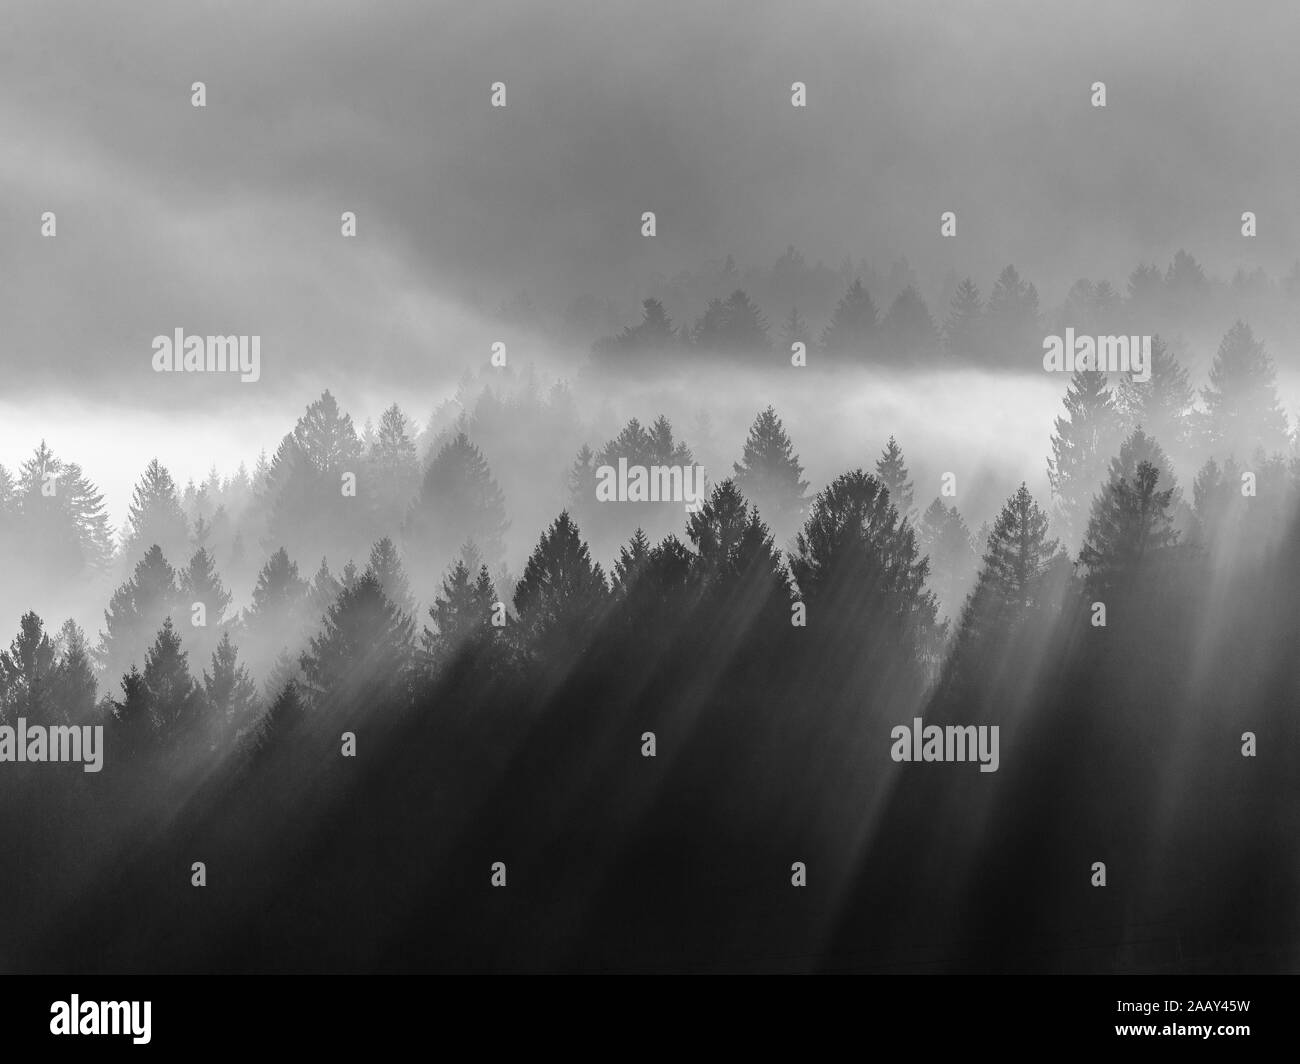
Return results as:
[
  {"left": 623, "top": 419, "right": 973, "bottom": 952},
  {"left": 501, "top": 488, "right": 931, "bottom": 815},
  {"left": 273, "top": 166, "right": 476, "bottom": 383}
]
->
[
  {"left": 942, "top": 278, "right": 983, "bottom": 357},
  {"left": 178, "top": 547, "right": 233, "bottom": 664},
  {"left": 918, "top": 499, "right": 978, "bottom": 620},
  {"left": 245, "top": 680, "right": 306, "bottom": 761},
  {"left": 49, "top": 619, "right": 97, "bottom": 724},
  {"left": 365, "top": 536, "right": 416, "bottom": 619},
  {"left": 780, "top": 306, "right": 808, "bottom": 351},
  {"left": 0, "top": 612, "right": 57, "bottom": 724},
  {"left": 985, "top": 264, "right": 1040, "bottom": 361},
  {"left": 242, "top": 548, "right": 309, "bottom": 678},
  {"left": 685, "top": 480, "right": 791, "bottom": 635},
  {"left": 875, "top": 436, "right": 915, "bottom": 518},
  {"left": 260, "top": 391, "right": 363, "bottom": 561},
  {"left": 306, "top": 557, "right": 343, "bottom": 627},
  {"left": 953, "top": 484, "right": 1062, "bottom": 644},
  {"left": 789, "top": 470, "right": 939, "bottom": 674},
  {"left": 1078, "top": 461, "right": 1179, "bottom": 601},
  {"left": 406, "top": 432, "right": 508, "bottom": 570},
  {"left": 364, "top": 403, "right": 421, "bottom": 536},
  {"left": 121, "top": 459, "right": 190, "bottom": 567},
  {"left": 732, "top": 407, "right": 809, "bottom": 531},
  {"left": 109, "top": 666, "right": 153, "bottom": 762},
  {"left": 1047, "top": 369, "right": 1122, "bottom": 548},
  {"left": 513, "top": 511, "right": 609, "bottom": 665},
  {"left": 1116, "top": 336, "right": 1194, "bottom": 455},
  {"left": 821, "top": 279, "right": 878, "bottom": 357},
  {"left": 300, "top": 571, "right": 414, "bottom": 707},
  {"left": 611, "top": 527, "right": 652, "bottom": 598},
  {"left": 97, "top": 545, "right": 180, "bottom": 685},
  {"left": 420, "top": 560, "right": 500, "bottom": 677},
  {"left": 141, "top": 618, "right": 201, "bottom": 739},
  {"left": 13, "top": 442, "right": 114, "bottom": 584},
  {"left": 600, "top": 298, "right": 678, "bottom": 355},
  {"left": 1200, "top": 320, "right": 1290, "bottom": 460},
  {"left": 692, "top": 290, "right": 771, "bottom": 352},
  {"left": 943, "top": 483, "right": 1067, "bottom": 699},
  {"left": 878, "top": 286, "right": 939, "bottom": 362},
  {"left": 203, "top": 631, "right": 260, "bottom": 748}
]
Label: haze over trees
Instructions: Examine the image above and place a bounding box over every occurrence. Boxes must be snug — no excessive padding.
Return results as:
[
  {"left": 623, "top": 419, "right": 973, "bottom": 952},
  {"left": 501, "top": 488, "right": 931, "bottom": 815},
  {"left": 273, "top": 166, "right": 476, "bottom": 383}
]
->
[{"left": 1, "top": 255, "right": 1297, "bottom": 974}]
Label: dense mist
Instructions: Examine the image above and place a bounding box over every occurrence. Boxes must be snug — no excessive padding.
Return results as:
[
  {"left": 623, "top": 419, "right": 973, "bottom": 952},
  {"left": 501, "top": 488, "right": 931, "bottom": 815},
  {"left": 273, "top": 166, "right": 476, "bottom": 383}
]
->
[{"left": 2, "top": 0, "right": 1298, "bottom": 976}]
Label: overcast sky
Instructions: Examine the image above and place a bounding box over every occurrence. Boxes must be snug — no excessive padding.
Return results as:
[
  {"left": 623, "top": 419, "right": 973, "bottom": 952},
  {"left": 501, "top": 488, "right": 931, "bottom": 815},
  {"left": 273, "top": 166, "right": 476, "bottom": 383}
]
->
[{"left": 2, "top": 0, "right": 1298, "bottom": 515}]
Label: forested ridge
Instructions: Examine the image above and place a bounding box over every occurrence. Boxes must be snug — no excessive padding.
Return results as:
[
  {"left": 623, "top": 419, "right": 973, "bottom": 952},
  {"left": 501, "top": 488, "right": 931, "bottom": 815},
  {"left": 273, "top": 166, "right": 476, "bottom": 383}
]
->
[{"left": 1, "top": 308, "right": 1297, "bottom": 972}]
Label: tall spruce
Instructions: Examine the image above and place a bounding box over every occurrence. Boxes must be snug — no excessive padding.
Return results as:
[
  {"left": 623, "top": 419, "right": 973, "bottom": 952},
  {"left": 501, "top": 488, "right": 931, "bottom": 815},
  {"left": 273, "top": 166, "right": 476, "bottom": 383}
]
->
[{"left": 732, "top": 407, "right": 809, "bottom": 530}]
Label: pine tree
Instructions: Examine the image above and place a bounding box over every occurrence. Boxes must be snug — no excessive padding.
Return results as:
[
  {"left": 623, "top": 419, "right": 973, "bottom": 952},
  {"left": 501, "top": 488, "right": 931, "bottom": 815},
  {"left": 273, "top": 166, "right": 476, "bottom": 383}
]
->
[
  {"left": 1091, "top": 280, "right": 1121, "bottom": 328},
  {"left": 365, "top": 403, "right": 421, "bottom": 533},
  {"left": 946, "top": 484, "right": 1065, "bottom": 688},
  {"left": 365, "top": 537, "right": 416, "bottom": 618},
  {"left": 294, "top": 389, "right": 364, "bottom": 470},
  {"left": 615, "top": 533, "right": 699, "bottom": 643},
  {"left": 821, "top": 279, "right": 878, "bottom": 357},
  {"left": 300, "top": 571, "right": 415, "bottom": 706},
  {"left": 607, "top": 298, "right": 677, "bottom": 353},
  {"left": 781, "top": 306, "right": 808, "bottom": 350},
  {"left": 242, "top": 548, "right": 309, "bottom": 678},
  {"left": 178, "top": 547, "right": 233, "bottom": 662},
  {"left": 420, "top": 560, "right": 500, "bottom": 675},
  {"left": 1201, "top": 320, "right": 1290, "bottom": 460},
  {"left": 512, "top": 512, "right": 609, "bottom": 663},
  {"left": 788, "top": 470, "right": 939, "bottom": 665},
  {"left": 261, "top": 391, "right": 364, "bottom": 562},
  {"left": 720, "top": 290, "right": 771, "bottom": 350},
  {"left": 1116, "top": 336, "right": 1195, "bottom": 453},
  {"left": 110, "top": 666, "right": 154, "bottom": 761},
  {"left": 247, "top": 679, "right": 306, "bottom": 757},
  {"left": 918, "top": 500, "right": 979, "bottom": 620},
  {"left": 1165, "top": 249, "right": 1208, "bottom": 304},
  {"left": 691, "top": 298, "right": 727, "bottom": 349},
  {"left": 942, "top": 278, "right": 983, "bottom": 357},
  {"left": 406, "top": 432, "right": 508, "bottom": 568},
  {"left": 567, "top": 445, "right": 596, "bottom": 510},
  {"left": 1059, "top": 279, "right": 1097, "bottom": 333},
  {"left": 0, "top": 612, "right": 57, "bottom": 724},
  {"left": 121, "top": 459, "right": 190, "bottom": 565},
  {"left": 1078, "top": 461, "right": 1178, "bottom": 600},
  {"left": 141, "top": 618, "right": 201, "bottom": 738},
  {"left": 1126, "top": 262, "right": 1164, "bottom": 309},
  {"left": 875, "top": 436, "right": 915, "bottom": 518},
  {"left": 1047, "top": 370, "right": 1122, "bottom": 547},
  {"left": 14, "top": 442, "right": 115, "bottom": 582},
  {"left": 878, "top": 286, "right": 939, "bottom": 362},
  {"left": 48, "top": 619, "right": 97, "bottom": 724},
  {"left": 691, "top": 291, "right": 770, "bottom": 352},
  {"left": 684, "top": 480, "right": 790, "bottom": 618},
  {"left": 203, "top": 631, "right": 260, "bottom": 748},
  {"left": 985, "top": 264, "right": 1040, "bottom": 361},
  {"left": 611, "top": 528, "right": 652, "bottom": 597},
  {"left": 263, "top": 647, "right": 303, "bottom": 703},
  {"left": 732, "top": 407, "right": 809, "bottom": 529},
  {"left": 97, "top": 545, "right": 180, "bottom": 685},
  {"left": 306, "top": 557, "right": 343, "bottom": 626},
  {"left": 1104, "top": 428, "right": 1182, "bottom": 510}
]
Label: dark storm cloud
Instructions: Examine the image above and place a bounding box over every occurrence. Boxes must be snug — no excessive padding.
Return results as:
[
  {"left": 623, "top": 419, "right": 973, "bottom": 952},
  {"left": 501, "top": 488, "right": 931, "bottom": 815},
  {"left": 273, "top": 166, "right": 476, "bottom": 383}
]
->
[{"left": 2, "top": 0, "right": 1297, "bottom": 405}]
